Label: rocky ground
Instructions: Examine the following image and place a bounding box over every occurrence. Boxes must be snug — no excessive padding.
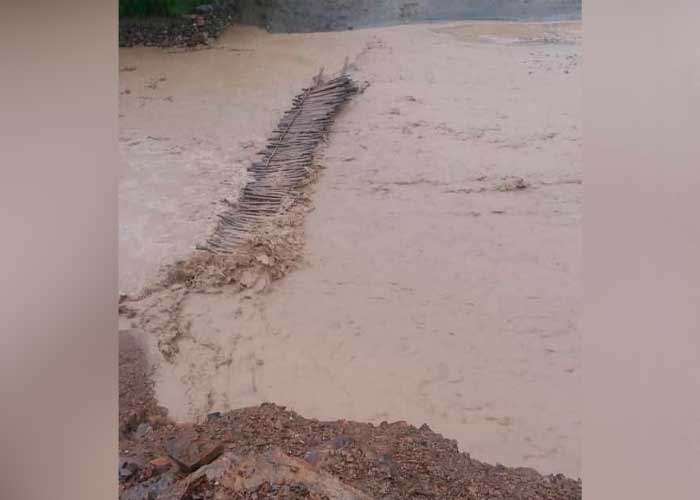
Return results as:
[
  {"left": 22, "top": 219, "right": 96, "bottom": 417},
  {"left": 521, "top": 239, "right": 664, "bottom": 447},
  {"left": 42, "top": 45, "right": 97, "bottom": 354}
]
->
[
  {"left": 119, "top": 2, "right": 239, "bottom": 47},
  {"left": 120, "top": 332, "right": 581, "bottom": 500}
]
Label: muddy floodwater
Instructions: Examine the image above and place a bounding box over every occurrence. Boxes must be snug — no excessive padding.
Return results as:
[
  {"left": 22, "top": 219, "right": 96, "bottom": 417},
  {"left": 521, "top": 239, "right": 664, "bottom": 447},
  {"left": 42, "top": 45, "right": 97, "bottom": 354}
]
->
[{"left": 120, "top": 21, "right": 581, "bottom": 477}]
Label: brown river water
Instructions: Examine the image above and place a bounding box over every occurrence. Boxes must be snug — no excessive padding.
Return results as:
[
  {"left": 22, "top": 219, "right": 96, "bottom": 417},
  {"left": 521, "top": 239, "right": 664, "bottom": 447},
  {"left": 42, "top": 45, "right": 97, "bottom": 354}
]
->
[{"left": 119, "top": 21, "right": 581, "bottom": 476}]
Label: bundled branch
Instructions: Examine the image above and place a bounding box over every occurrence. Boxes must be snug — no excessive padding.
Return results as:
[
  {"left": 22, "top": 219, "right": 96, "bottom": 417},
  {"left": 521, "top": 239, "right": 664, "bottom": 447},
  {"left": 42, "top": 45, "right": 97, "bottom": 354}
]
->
[{"left": 199, "top": 69, "right": 358, "bottom": 254}]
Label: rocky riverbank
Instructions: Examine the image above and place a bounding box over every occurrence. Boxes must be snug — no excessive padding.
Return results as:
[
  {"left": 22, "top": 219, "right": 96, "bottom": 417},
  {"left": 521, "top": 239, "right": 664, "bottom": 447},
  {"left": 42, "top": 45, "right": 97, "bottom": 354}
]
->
[
  {"left": 119, "top": 1, "right": 239, "bottom": 47},
  {"left": 119, "top": 330, "right": 582, "bottom": 500}
]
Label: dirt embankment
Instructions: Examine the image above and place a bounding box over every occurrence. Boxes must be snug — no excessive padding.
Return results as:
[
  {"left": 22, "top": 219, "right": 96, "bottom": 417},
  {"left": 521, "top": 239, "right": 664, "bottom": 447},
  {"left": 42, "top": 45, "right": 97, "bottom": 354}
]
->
[{"left": 120, "top": 333, "right": 581, "bottom": 500}]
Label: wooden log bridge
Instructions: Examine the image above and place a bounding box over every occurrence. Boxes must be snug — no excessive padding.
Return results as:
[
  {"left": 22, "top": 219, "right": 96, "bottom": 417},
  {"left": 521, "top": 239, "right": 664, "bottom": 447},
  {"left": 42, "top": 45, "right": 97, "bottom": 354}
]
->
[{"left": 198, "top": 69, "right": 358, "bottom": 254}]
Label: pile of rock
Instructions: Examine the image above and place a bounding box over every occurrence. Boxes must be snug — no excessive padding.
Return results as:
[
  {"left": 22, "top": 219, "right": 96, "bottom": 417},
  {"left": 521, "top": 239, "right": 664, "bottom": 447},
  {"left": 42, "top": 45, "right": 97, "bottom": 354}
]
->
[
  {"left": 121, "top": 443, "right": 372, "bottom": 500},
  {"left": 118, "top": 403, "right": 582, "bottom": 500},
  {"left": 119, "top": 1, "right": 239, "bottom": 48}
]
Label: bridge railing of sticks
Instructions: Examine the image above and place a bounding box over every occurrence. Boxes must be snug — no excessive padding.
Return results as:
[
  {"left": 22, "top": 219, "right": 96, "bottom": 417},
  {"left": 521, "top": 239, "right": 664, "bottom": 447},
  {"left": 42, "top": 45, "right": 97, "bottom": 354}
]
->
[{"left": 198, "top": 66, "right": 358, "bottom": 254}]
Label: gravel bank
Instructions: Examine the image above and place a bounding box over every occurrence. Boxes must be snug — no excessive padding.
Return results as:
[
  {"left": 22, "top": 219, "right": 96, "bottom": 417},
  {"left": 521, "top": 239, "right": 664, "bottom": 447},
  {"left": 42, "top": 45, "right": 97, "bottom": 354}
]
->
[{"left": 119, "top": 1, "right": 239, "bottom": 47}]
